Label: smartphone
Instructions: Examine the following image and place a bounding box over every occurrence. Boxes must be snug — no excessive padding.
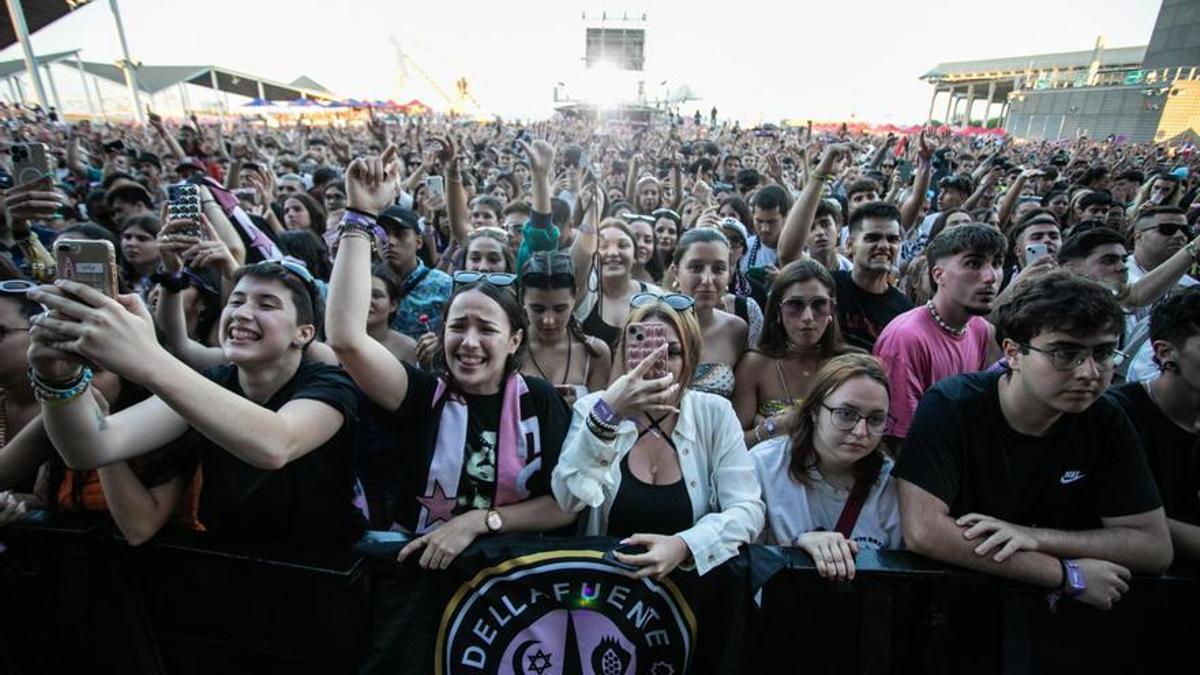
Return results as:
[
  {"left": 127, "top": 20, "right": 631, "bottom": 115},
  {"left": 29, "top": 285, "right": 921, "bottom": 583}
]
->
[
  {"left": 897, "top": 159, "right": 914, "bottom": 185},
  {"left": 102, "top": 139, "right": 125, "bottom": 154},
  {"left": 233, "top": 187, "right": 259, "bottom": 205},
  {"left": 625, "top": 322, "right": 668, "bottom": 377},
  {"left": 12, "top": 142, "right": 50, "bottom": 185},
  {"left": 1025, "top": 243, "right": 1049, "bottom": 264},
  {"left": 167, "top": 183, "right": 204, "bottom": 237},
  {"left": 425, "top": 175, "right": 445, "bottom": 201},
  {"left": 55, "top": 239, "right": 118, "bottom": 298},
  {"left": 603, "top": 544, "right": 648, "bottom": 572}
]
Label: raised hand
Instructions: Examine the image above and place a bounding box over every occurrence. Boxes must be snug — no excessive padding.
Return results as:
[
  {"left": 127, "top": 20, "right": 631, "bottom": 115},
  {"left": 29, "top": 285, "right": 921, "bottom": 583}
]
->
[
  {"left": 520, "top": 139, "right": 556, "bottom": 176},
  {"left": 347, "top": 144, "right": 401, "bottom": 215}
]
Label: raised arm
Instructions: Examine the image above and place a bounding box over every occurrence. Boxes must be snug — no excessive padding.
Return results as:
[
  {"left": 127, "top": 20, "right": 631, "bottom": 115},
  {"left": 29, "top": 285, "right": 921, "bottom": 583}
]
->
[
  {"left": 154, "top": 216, "right": 229, "bottom": 370},
  {"left": 777, "top": 143, "right": 851, "bottom": 265},
  {"left": 569, "top": 181, "right": 603, "bottom": 302},
  {"left": 900, "top": 132, "right": 934, "bottom": 233},
  {"left": 439, "top": 136, "right": 471, "bottom": 247},
  {"left": 1121, "top": 233, "right": 1200, "bottom": 309},
  {"left": 147, "top": 108, "right": 186, "bottom": 162},
  {"left": 325, "top": 145, "right": 411, "bottom": 411},
  {"left": 996, "top": 169, "right": 1036, "bottom": 229}
]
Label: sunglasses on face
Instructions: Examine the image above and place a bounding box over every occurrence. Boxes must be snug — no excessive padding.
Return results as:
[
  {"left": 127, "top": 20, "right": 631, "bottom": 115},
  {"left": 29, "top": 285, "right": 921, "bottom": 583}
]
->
[
  {"left": 453, "top": 271, "right": 517, "bottom": 289},
  {"left": 780, "top": 296, "right": 833, "bottom": 318},
  {"left": 629, "top": 291, "right": 695, "bottom": 311},
  {"left": 1140, "top": 222, "right": 1193, "bottom": 238}
]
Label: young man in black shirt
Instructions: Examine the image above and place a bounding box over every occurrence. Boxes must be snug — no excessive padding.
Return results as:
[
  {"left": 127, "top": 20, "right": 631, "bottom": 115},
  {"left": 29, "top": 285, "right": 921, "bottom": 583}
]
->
[
  {"left": 895, "top": 271, "right": 1172, "bottom": 610},
  {"left": 832, "top": 202, "right": 912, "bottom": 351},
  {"left": 1106, "top": 289, "right": 1200, "bottom": 563}
]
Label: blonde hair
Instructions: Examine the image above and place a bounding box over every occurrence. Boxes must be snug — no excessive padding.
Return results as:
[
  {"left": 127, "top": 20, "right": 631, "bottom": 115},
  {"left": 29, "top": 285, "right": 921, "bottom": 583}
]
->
[{"left": 615, "top": 302, "right": 702, "bottom": 393}]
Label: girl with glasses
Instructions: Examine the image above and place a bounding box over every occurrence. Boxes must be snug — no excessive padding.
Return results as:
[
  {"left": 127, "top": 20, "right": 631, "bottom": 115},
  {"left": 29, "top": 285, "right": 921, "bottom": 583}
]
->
[
  {"left": 751, "top": 354, "right": 901, "bottom": 581},
  {"left": 734, "top": 260, "right": 859, "bottom": 450},
  {"left": 553, "top": 301, "right": 764, "bottom": 579}
]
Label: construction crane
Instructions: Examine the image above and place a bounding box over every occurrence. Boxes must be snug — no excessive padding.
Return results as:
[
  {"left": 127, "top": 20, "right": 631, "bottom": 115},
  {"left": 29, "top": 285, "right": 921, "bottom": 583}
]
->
[{"left": 389, "top": 35, "right": 484, "bottom": 116}]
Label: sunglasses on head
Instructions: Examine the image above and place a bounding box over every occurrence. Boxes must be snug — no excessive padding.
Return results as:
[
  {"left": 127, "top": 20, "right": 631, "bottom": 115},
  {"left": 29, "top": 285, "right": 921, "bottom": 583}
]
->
[
  {"left": 780, "top": 296, "right": 833, "bottom": 318},
  {"left": 453, "top": 271, "right": 517, "bottom": 289},
  {"left": 629, "top": 292, "right": 695, "bottom": 311},
  {"left": 276, "top": 257, "right": 321, "bottom": 304},
  {"left": 623, "top": 214, "right": 657, "bottom": 224}
]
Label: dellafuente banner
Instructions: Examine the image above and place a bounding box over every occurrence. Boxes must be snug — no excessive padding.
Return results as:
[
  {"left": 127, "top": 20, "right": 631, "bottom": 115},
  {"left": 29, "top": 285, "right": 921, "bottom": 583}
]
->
[{"left": 358, "top": 534, "right": 781, "bottom": 674}]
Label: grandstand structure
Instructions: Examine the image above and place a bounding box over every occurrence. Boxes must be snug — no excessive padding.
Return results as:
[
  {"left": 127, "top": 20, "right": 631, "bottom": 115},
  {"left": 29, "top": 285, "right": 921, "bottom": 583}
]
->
[{"left": 921, "top": 0, "right": 1200, "bottom": 143}]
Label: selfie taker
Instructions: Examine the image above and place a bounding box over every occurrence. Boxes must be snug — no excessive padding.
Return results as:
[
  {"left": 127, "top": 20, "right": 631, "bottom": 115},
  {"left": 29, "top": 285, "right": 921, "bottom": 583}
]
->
[{"left": 553, "top": 294, "right": 764, "bottom": 578}]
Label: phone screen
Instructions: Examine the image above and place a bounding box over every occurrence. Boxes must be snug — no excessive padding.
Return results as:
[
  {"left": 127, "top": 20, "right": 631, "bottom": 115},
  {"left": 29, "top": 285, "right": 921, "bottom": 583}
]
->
[{"left": 625, "top": 322, "right": 667, "bottom": 377}]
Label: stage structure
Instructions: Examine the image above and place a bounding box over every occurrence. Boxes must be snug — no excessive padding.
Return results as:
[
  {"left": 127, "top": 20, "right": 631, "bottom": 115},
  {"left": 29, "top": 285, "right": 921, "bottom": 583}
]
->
[{"left": 554, "top": 9, "right": 697, "bottom": 123}]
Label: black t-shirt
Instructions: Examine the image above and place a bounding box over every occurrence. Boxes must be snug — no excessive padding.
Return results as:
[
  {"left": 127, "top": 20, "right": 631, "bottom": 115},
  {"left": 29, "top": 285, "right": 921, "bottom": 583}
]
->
[
  {"left": 832, "top": 270, "right": 913, "bottom": 351},
  {"left": 1106, "top": 382, "right": 1200, "bottom": 525},
  {"left": 894, "top": 370, "right": 1162, "bottom": 529},
  {"left": 194, "top": 361, "right": 365, "bottom": 547},
  {"left": 389, "top": 363, "right": 571, "bottom": 532}
]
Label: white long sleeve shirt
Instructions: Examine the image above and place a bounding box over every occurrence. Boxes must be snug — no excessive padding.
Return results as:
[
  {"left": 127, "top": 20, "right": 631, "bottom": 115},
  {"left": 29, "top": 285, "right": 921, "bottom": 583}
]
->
[{"left": 552, "top": 390, "right": 765, "bottom": 575}]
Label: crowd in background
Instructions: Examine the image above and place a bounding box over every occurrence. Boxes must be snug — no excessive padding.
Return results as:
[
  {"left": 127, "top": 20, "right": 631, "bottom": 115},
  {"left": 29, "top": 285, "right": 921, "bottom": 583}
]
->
[{"left": 0, "top": 100, "right": 1198, "bottom": 610}]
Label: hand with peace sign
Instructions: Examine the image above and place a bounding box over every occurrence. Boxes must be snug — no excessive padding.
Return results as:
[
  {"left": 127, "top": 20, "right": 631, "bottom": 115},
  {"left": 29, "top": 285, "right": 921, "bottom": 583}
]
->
[
  {"left": 347, "top": 144, "right": 402, "bottom": 215},
  {"left": 601, "top": 343, "right": 681, "bottom": 420}
]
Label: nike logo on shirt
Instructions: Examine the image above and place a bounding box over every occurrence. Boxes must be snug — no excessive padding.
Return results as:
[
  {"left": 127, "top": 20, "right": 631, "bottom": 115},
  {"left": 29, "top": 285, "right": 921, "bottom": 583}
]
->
[{"left": 1060, "top": 471, "right": 1086, "bottom": 485}]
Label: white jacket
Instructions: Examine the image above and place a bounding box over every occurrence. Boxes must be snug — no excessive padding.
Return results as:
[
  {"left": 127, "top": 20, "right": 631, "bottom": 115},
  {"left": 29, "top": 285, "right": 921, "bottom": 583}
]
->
[{"left": 552, "top": 389, "right": 765, "bottom": 576}]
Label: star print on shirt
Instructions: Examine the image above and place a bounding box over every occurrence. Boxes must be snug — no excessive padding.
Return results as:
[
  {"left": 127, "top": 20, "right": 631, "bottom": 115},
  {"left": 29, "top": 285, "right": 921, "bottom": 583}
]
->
[
  {"left": 416, "top": 481, "right": 457, "bottom": 529},
  {"left": 527, "top": 649, "right": 552, "bottom": 674}
]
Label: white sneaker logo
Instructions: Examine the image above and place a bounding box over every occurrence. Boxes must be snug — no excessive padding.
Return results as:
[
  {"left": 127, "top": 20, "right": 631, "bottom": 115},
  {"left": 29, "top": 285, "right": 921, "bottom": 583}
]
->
[{"left": 1060, "top": 470, "right": 1086, "bottom": 485}]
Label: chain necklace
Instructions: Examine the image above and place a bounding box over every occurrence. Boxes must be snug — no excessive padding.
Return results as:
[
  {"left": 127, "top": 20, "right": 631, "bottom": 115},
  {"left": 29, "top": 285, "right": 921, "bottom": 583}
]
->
[
  {"left": 529, "top": 339, "right": 573, "bottom": 385},
  {"left": 926, "top": 300, "right": 967, "bottom": 337}
]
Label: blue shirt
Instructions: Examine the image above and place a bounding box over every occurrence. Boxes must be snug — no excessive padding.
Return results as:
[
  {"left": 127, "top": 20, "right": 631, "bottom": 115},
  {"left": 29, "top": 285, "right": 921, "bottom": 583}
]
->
[{"left": 391, "top": 260, "right": 453, "bottom": 340}]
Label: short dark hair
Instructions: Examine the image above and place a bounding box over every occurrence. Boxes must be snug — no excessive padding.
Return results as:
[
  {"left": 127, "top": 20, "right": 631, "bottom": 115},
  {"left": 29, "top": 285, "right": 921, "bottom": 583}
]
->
[
  {"left": 550, "top": 197, "right": 571, "bottom": 227},
  {"left": 1149, "top": 287, "right": 1200, "bottom": 348},
  {"left": 846, "top": 178, "right": 882, "bottom": 201},
  {"left": 1077, "top": 191, "right": 1114, "bottom": 211},
  {"left": 371, "top": 263, "right": 402, "bottom": 324},
  {"left": 815, "top": 198, "right": 842, "bottom": 224},
  {"left": 232, "top": 261, "right": 321, "bottom": 328},
  {"left": 1116, "top": 170, "right": 1145, "bottom": 184},
  {"left": 1132, "top": 204, "right": 1186, "bottom": 227},
  {"left": 846, "top": 201, "right": 901, "bottom": 237},
  {"left": 994, "top": 270, "right": 1124, "bottom": 346},
  {"left": 1058, "top": 228, "right": 1126, "bottom": 263},
  {"left": 502, "top": 201, "right": 531, "bottom": 218},
  {"left": 924, "top": 223, "right": 1008, "bottom": 268},
  {"left": 719, "top": 196, "right": 752, "bottom": 227},
  {"left": 1009, "top": 209, "right": 1061, "bottom": 247},
  {"left": 751, "top": 184, "right": 791, "bottom": 215},
  {"left": 278, "top": 229, "right": 332, "bottom": 281}
]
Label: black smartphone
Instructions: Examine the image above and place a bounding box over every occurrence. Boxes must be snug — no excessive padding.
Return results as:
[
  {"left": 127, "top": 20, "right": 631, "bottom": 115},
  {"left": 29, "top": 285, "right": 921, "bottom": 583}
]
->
[{"left": 602, "top": 544, "right": 648, "bottom": 572}]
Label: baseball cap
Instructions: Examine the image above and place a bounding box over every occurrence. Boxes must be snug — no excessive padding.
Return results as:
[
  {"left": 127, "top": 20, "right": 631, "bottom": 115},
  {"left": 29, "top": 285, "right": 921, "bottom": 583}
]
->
[{"left": 379, "top": 205, "right": 422, "bottom": 235}]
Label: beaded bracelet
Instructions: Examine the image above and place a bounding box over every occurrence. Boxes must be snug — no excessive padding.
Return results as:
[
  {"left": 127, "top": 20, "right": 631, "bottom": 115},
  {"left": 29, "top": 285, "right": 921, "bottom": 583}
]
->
[
  {"left": 338, "top": 211, "right": 388, "bottom": 253},
  {"left": 586, "top": 412, "right": 618, "bottom": 441},
  {"left": 29, "top": 366, "right": 93, "bottom": 407}
]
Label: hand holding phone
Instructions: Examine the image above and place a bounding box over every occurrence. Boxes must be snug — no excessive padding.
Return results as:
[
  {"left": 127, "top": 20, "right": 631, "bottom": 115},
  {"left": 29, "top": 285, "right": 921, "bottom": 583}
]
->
[
  {"left": 1025, "top": 243, "right": 1050, "bottom": 265},
  {"left": 12, "top": 143, "right": 50, "bottom": 185},
  {"left": 167, "top": 183, "right": 204, "bottom": 238},
  {"left": 625, "top": 322, "right": 668, "bottom": 377},
  {"left": 54, "top": 239, "right": 118, "bottom": 298}
]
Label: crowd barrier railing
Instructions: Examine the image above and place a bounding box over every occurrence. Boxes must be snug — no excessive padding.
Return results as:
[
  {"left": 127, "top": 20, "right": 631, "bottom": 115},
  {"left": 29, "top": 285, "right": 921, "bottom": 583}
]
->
[{"left": 1, "top": 512, "right": 1195, "bottom": 674}]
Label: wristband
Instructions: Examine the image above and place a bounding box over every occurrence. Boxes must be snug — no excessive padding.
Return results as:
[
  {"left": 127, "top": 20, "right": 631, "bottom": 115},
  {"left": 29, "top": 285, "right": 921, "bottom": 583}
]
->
[
  {"left": 592, "top": 398, "right": 621, "bottom": 426},
  {"left": 150, "top": 269, "right": 191, "bottom": 293},
  {"left": 339, "top": 211, "right": 388, "bottom": 252},
  {"left": 30, "top": 366, "right": 93, "bottom": 406},
  {"left": 344, "top": 206, "right": 378, "bottom": 220}
]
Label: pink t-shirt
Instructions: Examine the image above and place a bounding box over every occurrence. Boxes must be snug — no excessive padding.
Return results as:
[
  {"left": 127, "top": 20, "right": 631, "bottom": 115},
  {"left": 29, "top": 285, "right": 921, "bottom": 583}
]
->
[{"left": 872, "top": 305, "right": 992, "bottom": 439}]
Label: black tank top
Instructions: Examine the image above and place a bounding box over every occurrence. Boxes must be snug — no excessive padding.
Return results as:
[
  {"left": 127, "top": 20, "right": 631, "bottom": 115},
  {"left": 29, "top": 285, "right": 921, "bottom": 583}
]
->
[
  {"left": 581, "top": 281, "right": 649, "bottom": 348},
  {"left": 606, "top": 433, "right": 693, "bottom": 540}
]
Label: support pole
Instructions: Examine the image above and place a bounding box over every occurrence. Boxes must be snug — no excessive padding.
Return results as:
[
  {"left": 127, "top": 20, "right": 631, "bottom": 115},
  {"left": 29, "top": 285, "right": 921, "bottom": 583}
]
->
[
  {"left": 926, "top": 86, "right": 940, "bottom": 125},
  {"left": 257, "top": 80, "right": 265, "bottom": 100},
  {"left": 93, "top": 74, "right": 109, "bottom": 121},
  {"left": 6, "top": 78, "right": 18, "bottom": 104},
  {"left": 963, "top": 83, "right": 976, "bottom": 127},
  {"left": 3, "top": 0, "right": 48, "bottom": 107},
  {"left": 42, "top": 64, "right": 62, "bottom": 111},
  {"left": 178, "top": 82, "right": 191, "bottom": 115},
  {"left": 984, "top": 81, "right": 997, "bottom": 128},
  {"left": 943, "top": 86, "right": 955, "bottom": 126},
  {"left": 75, "top": 54, "right": 96, "bottom": 116},
  {"left": 209, "top": 69, "right": 225, "bottom": 130},
  {"left": 109, "top": 0, "right": 144, "bottom": 123}
]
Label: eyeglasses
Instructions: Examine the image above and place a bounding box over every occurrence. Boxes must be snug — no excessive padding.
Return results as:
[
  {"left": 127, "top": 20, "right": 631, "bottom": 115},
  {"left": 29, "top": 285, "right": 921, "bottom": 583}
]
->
[
  {"left": 629, "top": 292, "right": 695, "bottom": 311},
  {"left": 453, "top": 271, "right": 517, "bottom": 289},
  {"left": 1139, "top": 222, "right": 1194, "bottom": 238},
  {"left": 0, "top": 279, "right": 38, "bottom": 295},
  {"left": 821, "top": 405, "right": 889, "bottom": 435},
  {"left": 1020, "top": 343, "right": 1125, "bottom": 372},
  {"left": 781, "top": 296, "right": 833, "bottom": 318}
]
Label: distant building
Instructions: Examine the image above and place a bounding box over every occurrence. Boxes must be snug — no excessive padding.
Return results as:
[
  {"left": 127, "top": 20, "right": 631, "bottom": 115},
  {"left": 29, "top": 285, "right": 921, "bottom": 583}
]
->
[{"left": 920, "top": 0, "right": 1200, "bottom": 143}]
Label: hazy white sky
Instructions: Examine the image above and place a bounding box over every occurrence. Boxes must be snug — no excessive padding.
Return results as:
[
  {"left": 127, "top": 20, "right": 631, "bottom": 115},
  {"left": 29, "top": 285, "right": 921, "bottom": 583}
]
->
[{"left": 0, "top": 0, "right": 1163, "bottom": 123}]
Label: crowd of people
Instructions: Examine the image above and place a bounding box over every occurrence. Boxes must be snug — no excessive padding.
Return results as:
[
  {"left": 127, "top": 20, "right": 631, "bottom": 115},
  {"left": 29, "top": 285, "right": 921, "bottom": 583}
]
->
[{"left": 0, "top": 101, "right": 1198, "bottom": 611}]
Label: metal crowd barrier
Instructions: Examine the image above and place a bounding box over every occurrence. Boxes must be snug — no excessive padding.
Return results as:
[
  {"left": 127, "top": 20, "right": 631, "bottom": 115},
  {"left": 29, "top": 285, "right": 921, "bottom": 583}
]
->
[{"left": 1, "top": 512, "right": 1194, "bottom": 674}]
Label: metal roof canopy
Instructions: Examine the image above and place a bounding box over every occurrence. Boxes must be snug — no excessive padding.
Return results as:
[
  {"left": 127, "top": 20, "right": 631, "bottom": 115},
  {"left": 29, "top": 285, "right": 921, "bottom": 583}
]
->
[
  {"left": 922, "top": 45, "right": 1148, "bottom": 81},
  {"left": 0, "top": 0, "right": 90, "bottom": 52},
  {"left": 70, "top": 62, "right": 336, "bottom": 101},
  {"left": 0, "top": 47, "right": 77, "bottom": 79}
]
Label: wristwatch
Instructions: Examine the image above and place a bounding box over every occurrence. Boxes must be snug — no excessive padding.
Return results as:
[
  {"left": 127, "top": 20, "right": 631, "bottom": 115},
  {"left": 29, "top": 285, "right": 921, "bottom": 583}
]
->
[
  {"left": 485, "top": 509, "right": 503, "bottom": 534},
  {"left": 1060, "top": 558, "right": 1086, "bottom": 597},
  {"left": 592, "top": 398, "right": 621, "bottom": 426}
]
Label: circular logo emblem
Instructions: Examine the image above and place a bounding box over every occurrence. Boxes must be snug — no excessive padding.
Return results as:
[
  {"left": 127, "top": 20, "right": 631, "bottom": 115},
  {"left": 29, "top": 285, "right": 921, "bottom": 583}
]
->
[{"left": 437, "top": 550, "right": 695, "bottom": 675}]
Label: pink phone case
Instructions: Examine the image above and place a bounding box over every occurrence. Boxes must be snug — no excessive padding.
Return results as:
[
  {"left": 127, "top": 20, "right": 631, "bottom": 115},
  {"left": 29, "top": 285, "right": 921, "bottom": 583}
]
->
[{"left": 625, "top": 322, "right": 667, "bottom": 377}]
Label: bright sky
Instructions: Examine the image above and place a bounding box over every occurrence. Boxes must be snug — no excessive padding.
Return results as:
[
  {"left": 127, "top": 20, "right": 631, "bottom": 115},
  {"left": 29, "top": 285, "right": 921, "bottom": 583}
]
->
[{"left": 0, "top": 0, "right": 1163, "bottom": 123}]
